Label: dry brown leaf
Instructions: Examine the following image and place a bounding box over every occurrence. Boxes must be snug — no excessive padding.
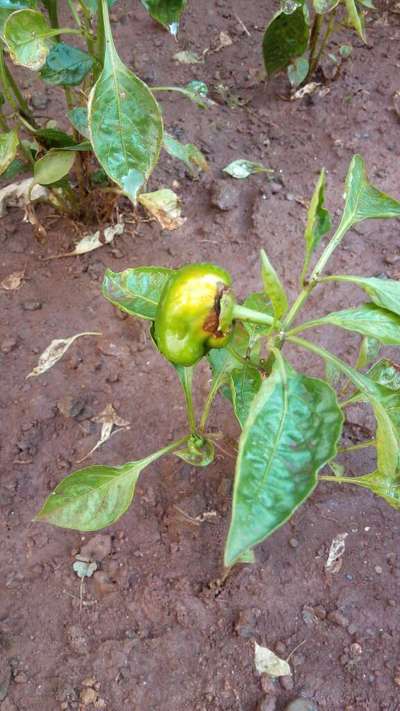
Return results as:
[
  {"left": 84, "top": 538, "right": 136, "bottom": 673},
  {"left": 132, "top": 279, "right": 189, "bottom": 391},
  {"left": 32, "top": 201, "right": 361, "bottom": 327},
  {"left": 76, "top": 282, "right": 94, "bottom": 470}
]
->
[
  {"left": 77, "top": 404, "right": 130, "bottom": 463},
  {"left": 27, "top": 332, "right": 102, "bottom": 378},
  {"left": 46, "top": 223, "right": 125, "bottom": 259},
  {"left": 1, "top": 270, "right": 25, "bottom": 290},
  {"left": 0, "top": 178, "right": 48, "bottom": 218},
  {"left": 325, "top": 532, "right": 348, "bottom": 574},
  {"left": 254, "top": 642, "right": 291, "bottom": 677},
  {"left": 215, "top": 31, "right": 233, "bottom": 51},
  {"left": 138, "top": 189, "right": 186, "bottom": 230},
  {"left": 292, "top": 82, "right": 321, "bottom": 100}
]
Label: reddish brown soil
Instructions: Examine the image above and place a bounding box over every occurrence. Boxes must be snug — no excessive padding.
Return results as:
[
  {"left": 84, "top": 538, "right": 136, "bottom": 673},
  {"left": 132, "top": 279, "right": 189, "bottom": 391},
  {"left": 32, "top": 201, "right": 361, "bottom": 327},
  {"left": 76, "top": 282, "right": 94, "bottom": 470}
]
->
[{"left": 1, "top": 1, "right": 400, "bottom": 710}]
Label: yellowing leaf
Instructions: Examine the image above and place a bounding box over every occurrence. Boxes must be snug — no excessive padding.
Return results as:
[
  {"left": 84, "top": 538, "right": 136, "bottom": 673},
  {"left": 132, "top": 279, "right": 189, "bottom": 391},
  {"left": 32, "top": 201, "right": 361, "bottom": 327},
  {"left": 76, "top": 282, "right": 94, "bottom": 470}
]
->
[
  {"left": 48, "top": 223, "right": 125, "bottom": 258},
  {"left": 27, "top": 331, "right": 101, "bottom": 378},
  {"left": 254, "top": 642, "right": 291, "bottom": 677},
  {"left": 138, "top": 189, "right": 186, "bottom": 230}
]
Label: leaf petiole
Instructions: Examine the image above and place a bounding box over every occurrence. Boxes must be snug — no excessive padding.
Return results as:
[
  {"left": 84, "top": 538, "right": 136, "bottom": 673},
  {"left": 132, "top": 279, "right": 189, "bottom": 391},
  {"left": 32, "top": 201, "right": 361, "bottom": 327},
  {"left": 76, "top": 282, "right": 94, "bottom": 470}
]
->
[{"left": 232, "top": 304, "right": 275, "bottom": 327}]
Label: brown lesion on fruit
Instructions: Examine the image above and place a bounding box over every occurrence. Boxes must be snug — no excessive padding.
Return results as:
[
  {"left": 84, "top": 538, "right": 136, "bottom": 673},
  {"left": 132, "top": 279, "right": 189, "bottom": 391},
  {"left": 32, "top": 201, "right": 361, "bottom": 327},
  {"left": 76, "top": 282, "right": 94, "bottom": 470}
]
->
[{"left": 202, "top": 283, "right": 228, "bottom": 338}]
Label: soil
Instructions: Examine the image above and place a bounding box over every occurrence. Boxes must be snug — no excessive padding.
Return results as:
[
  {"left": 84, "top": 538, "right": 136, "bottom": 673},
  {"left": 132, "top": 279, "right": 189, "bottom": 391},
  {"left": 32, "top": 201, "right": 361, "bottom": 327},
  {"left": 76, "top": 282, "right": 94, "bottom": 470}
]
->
[{"left": 1, "top": 1, "right": 400, "bottom": 710}]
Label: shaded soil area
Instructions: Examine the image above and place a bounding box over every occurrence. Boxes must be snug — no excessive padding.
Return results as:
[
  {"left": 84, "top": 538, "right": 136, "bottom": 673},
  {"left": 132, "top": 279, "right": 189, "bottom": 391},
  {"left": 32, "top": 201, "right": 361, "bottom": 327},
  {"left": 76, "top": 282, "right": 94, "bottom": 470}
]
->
[{"left": 1, "top": 1, "right": 400, "bottom": 709}]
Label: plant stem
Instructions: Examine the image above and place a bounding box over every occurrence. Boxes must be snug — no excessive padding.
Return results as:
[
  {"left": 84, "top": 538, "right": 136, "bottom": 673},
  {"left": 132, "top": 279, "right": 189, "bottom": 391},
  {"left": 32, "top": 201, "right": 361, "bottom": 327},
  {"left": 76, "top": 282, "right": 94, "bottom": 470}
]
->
[
  {"left": 96, "top": 0, "right": 107, "bottom": 67},
  {"left": 199, "top": 373, "right": 226, "bottom": 432},
  {"left": 0, "top": 47, "right": 36, "bottom": 124},
  {"left": 307, "top": 13, "right": 323, "bottom": 79},
  {"left": 181, "top": 367, "right": 197, "bottom": 434},
  {"left": 67, "top": 0, "right": 82, "bottom": 28},
  {"left": 142, "top": 434, "right": 191, "bottom": 468},
  {"left": 43, "top": 0, "right": 59, "bottom": 33},
  {"left": 320, "top": 474, "right": 359, "bottom": 484},
  {"left": 312, "top": 9, "right": 337, "bottom": 75},
  {"left": 232, "top": 304, "right": 275, "bottom": 327},
  {"left": 338, "top": 439, "right": 376, "bottom": 453}
]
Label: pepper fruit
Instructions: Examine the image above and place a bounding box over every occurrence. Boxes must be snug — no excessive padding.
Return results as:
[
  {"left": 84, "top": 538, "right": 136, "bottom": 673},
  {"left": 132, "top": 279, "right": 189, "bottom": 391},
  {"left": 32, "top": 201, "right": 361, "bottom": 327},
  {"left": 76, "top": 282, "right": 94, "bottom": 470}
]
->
[{"left": 154, "top": 263, "right": 235, "bottom": 366}]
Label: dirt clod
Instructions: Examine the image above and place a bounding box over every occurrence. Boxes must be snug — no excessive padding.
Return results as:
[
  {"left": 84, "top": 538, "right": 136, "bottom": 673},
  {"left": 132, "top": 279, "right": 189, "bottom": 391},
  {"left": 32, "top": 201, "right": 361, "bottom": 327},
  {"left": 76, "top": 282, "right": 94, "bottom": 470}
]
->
[
  {"left": 80, "top": 687, "right": 97, "bottom": 705},
  {"left": 210, "top": 180, "right": 239, "bottom": 211},
  {"left": 79, "top": 534, "right": 112, "bottom": 562},
  {"left": 285, "top": 700, "right": 319, "bottom": 711},
  {"left": 327, "top": 610, "right": 349, "bottom": 628}
]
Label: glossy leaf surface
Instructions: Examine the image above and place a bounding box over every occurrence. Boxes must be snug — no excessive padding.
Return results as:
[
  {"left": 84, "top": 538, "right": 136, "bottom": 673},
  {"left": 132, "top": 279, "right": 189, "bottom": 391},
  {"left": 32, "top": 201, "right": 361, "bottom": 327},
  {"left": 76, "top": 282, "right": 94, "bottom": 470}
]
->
[
  {"left": 298, "top": 303, "right": 400, "bottom": 345},
  {"left": 303, "top": 168, "right": 331, "bottom": 280},
  {"left": 260, "top": 248, "right": 288, "bottom": 319},
  {"left": 0, "top": 0, "right": 36, "bottom": 33},
  {"left": 102, "top": 266, "right": 174, "bottom": 320},
  {"left": 4, "top": 8, "right": 55, "bottom": 69},
  {"left": 68, "top": 107, "right": 90, "bottom": 139},
  {"left": 41, "top": 42, "right": 94, "bottom": 86},
  {"left": 224, "top": 354, "right": 343, "bottom": 566},
  {"left": 329, "top": 275, "right": 400, "bottom": 317},
  {"left": 231, "top": 365, "right": 262, "bottom": 428},
  {"left": 0, "top": 129, "right": 18, "bottom": 175},
  {"left": 344, "top": 0, "right": 365, "bottom": 41},
  {"left": 34, "top": 149, "right": 75, "bottom": 185},
  {"left": 340, "top": 155, "right": 400, "bottom": 228},
  {"left": 347, "top": 471, "right": 400, "bottom": 510},
  {"left": 140, "top": 0, "right": 187, "bottom": 35},
  {"left": 263, "top": 6, "right": 309, "bottom": 77},
  {"left": 35, "top": 461, "right": 143, "bottom": 530},
  {"left": 88, "top": 0, "right": 163, "bottom": 203}
]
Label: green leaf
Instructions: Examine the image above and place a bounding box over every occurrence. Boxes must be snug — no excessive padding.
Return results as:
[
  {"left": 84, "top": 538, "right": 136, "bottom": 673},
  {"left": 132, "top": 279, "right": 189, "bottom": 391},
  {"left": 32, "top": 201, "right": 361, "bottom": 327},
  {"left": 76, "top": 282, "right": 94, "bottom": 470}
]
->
[
  {"left": 34, "top": 149, "right": 76, "bottom": 185},
  {"left": 163, "top": 133, "right": 208, "bottom": 175},
  {"left": 1, "top": 156, "right": 27, "bottom": 179},
  {"left": 368, "top": 359, "right": 400, "bottom": 391},
  {"left": 287, "top": 55, "right": 309, "bottom": 87},
  {"left": 140, "top": 0, "right": 187, "bottom": 35},
  {"left": 231, "top": 365, "right": 262, "bottom": 428},
  {"left": 4, "top": 8, "right": 56, "bottom": 69},
  {"left": 181, "top": 80, "right": 212, "bottom": 108},
  {"left": 340, "top": 155, "right": 400, "bottom": 229},
  {"left": 242, "top": 291, "right": 274, "bottom": 339},
  {"left": 302, "top": 168, "right": 331, "bottom": 281},
  {"left": 260, "top": 248, "right": 288, "bottom": 319},
  {"left": 175, "top": 436, "right": 215, "bottom": 467},
  {"left": 0, "top": 0, "right": 36, "bottom": 34},
  {"left": 88, "top": 0, "right": 163, "bottom": 203},
  {"left": 0, "top": 129, "right": 18, "bottom": 175},
  {"left": 357, "top": 0, "right": 374, "bottom": 8},
  {"left": 35, "top": 127, "right": 77, "bottom": 148},
  {"left": 208, "top": 323, "right": 254, "bottom": 405},
  {"left": 68, "top": 107, "right": 90, "bottom": 139},
  {"left": 313, "top": 0, "right": 340, "bottom": 12},
  {"left": 297, "top": 303, "right": 400, "bottom": 345},
  {"left": 327, "top": 275, "right": 400, "bottom": 317},
  {"left": 373, "top": 400, "right": 399, "bottom": 478},
  {"left": 102, "top": 266, "right": 174, "bottom": 320},
  {"left": 263, "top": 5, "right": 309, "bottom": 78},
  {"left": 222, "top": 159, "right": 273, "bottom": 179},
  {"left": 35, "top": 461, "right": 144, "bottom": 530},
  {"left": 344, "top": 0, "right": 366, "bottom": 41},
  {"left": 41, "top": 42, "right": 94, "bottom": 86},
  {"left": 355, "top": 336, "right": 381, "bottom": 370},
  {"left": 348, "top": 471, "right": 400, "bottom": 510},
  {"left": 224, "top": 353, "right": 343, "bottom": 566},
  {"left": 80, "top": 0, "right": 118, "bottom": 12}
]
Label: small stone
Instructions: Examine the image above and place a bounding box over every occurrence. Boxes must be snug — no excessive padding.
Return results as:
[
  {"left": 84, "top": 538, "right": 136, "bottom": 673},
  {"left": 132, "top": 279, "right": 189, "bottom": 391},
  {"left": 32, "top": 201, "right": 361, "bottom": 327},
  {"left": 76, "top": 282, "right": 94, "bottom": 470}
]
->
[
  {"left": 327, "top": 610, "right": 349, "bottom": 628},
  {"left": 31, "top": 92, "right": 49, "bottom": 110},
  {"left": 81, "top": 677, "right": 96, "bottom": 688},
  {"left": 286, "top": 193, "right": 295, "bottom": 202},
  {"left": 79, "top": 534, "right": 112, "bottom": 562},
  {"left": 14, "top": 671, "right": 28, "bottom": 684},
  {"left": 285, "top": 700, "right": 318, "bottom": 711},
  {"left": 80, "top": 687, "right": 97, "bottom": 705},
  {"left": 347, "top": 623, "right": 358, "bottom": 635},
  {"left": 279, "top": 675, "right": 293, "bottom": 691},
  {"left": 210, "top": 180, "right": 239, "bottom": 211},
  {"left": 314, "top": 605, "right": 327, "bottom": 620},
  {"left": 22, "top": 300, "right": 42, "bottom": 311},
  {"left": 374, "top": 565, "right": 383, "bottom": 574},
  {"left": 93, "top": 571, "right": 115, "bottom": 597},
  {"left": 235, "top": 608, "right": 260, "bottom": 639},
  {"left": 288, "top": 537, "right": 299, "bottom": 548},
  {"left": 349, "top": 643, "right": 362, "bottom": 657},
  {"left": 258, "top": 697, "right": 277, "bottom": 711},
  {"left": 270, "top": 181, "right": 283, "bottom": 195},
  {"left": 1, "top": 336, "right": 17, "bottom": 354}
]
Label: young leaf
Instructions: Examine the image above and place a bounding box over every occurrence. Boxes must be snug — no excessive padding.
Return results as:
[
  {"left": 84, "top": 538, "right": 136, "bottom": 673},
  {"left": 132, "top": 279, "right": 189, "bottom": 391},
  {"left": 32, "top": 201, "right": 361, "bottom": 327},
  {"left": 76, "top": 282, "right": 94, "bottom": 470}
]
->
[
  {"left": 368, "top": 359, "right": 400, "bottom": 391},
  {"left": 326, "top": 275, "right": 400, "bottom": 317},
  {"left": 260, "top": 248, "right": 288, "bottom": 319},
  {"left": 4, "top": 8, "right": 55, "bottom": 69},
  {"left": 138, "top": 189, "right": 185, "bottom": 230},
  {"left": 355, "top": 336, "right": 381, "bottom": 370},
  {"left": 163, "top": 133, "right": 208, "bottom": 175},
  {"left": 34, "top": 127, "right": 76, "bottom": 149},
  {"left": 346, "top": 471, "right": 400, "bottom": 510},
  {"left": 141, "top": 0, "right": 187, "bottom": 35},
  {"left": 295, "top": 303, "right": 400, "bottom": 345},
  {"left": 102, "top": 266, "right": 174, "bottom": 320},
  {"left": 224, "top": 353, "right": 343, "bottom": 566},
  {"left": 222, "top": 159, "right": 273, "bottom": 180},
  {"left": 68, "top": 107, "right": 89, "bottom": 139},
  {"left": 313, "top": 0, "right": 341, "bottom": 12},
  {"left": 302, "top": 168, "right": 331, "bottom": 281},
  {"left": 41, "top": 42, "right": 94, "bottom": 86},
  {"left": 88, "top": 0, "right": 163, "bottom": 203},
  {"left": 0, "top": 0, "right": 37, "bottom": 35},
  {"left": 35, "top": 461, "right": 145, "bottom": 530},
  {"left": 263, "top": 5, "right": 309, "bottom": 77},
  {"left": 287, "top": 55, "right": 309, "bottom": 87},
  {"left": 231, "top": 365, "right": 262, "bottom": 428},
  {"left": 340, "top": 155, "right": 400, "bottom": 229},
  {"left": 0, "top": 129, "right": 19, "bottom": 175},
  {"left": 344, "top": 0, "right": 366, "bottom": 41},
  {"left": 34, "top": 149, "right": 76, "bottom": 185}
]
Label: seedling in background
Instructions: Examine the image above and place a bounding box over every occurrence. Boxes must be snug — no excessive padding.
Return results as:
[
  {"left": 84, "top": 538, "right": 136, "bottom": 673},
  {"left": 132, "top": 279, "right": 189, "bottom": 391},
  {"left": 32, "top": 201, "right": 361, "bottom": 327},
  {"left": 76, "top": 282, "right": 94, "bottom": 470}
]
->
[
  {"left": 37, "top": 154, "right": 400, "bottom": 568},
  {"left": 0, "top": 0, "right": 205, "bottom": 235},
  {"left": 263, "top": 0, "right": 372, "bottom": 89}
]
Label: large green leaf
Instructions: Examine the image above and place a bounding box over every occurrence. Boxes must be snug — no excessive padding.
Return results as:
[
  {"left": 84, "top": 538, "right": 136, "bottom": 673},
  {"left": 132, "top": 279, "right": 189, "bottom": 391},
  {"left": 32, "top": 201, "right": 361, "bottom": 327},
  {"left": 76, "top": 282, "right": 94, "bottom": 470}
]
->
[
  {"left": 41, "top": 42, "right": 94, "bottom": 86},
  {"left": 302, "top": 168, "right": 332, "bottom": 281},
  {"left": 0, "top": 0, "right": 36, "bottom": 34},
  {"left": 35, "top": 461, "right": 144, "bottom": 530},
  {"left": 34, "top": 148, "right": 76, "bottom": 185},
  {"left": 102, "top": 266, "right": 174, "bottom": 320},
  {"left": 224, "top": 353, "right": 343, "bottom": 566},
  {"left": 88, "top": 0, "right": 163, "bottom": 203},
  {"left": 163, "top": 133, "right": 208, "bottom": 175},
  {"left": 0, "top": 128, "right": 18, "bottom": 175},
  {"left": 263, "top": 5, "right": 309, "bottom": 77},
  {"left": 339, "top": 155, "right": 400, "bottom": 229},
  {"left": 326, "top": 275, "right": 400, "bottom": 317},
  {"left": 344, "top": 0, "right": 365, "bottom": 41},
  {"left": 295, "top": 303, "right": 400, "bottom": 345},
  {"left": 140, "top": 0, "right": 187, "bottom": 35},
  {"left": 3, "top": 8, "right": 56, "bottom": 69},
  {"left": 260, "top": 248, "right": 288, "bottom": 319}
]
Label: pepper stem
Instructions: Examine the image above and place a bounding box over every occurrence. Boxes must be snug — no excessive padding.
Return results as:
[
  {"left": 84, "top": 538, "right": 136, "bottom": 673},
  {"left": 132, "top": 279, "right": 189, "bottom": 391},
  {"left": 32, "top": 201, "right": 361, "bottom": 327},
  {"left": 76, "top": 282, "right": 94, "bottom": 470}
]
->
[{"left": 232, "top": 304, "right": 275, "bottom": 327}]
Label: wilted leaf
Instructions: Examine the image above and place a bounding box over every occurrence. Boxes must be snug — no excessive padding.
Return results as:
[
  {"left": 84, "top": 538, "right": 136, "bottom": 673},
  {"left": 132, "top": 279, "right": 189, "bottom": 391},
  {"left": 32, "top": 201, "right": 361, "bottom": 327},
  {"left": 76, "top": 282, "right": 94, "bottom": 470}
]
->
[
  {"left": 223, "top": 159, "right": 273, "bottom": 179},
  {"left": 215, "top": 30, "right": 233, "bottom": 51},
  {"left": 138, "top": 188, "right": 185, "bottom": 230},
  {"left": 50, "top": 223, "right": 124, "bottom": 258},
  {"left": 163, "top": 133, "right": 208, "bottom": 175},
  {"left": 355, "top": 336, "right": 381, "bottom": 370},
  {"left": 1, "top": 269, "right": 24, "bottom": 290},
  {"left": 4, "top": 8, "right": 56, "bottom": 70},
  {"left": 0, "top": 177, "right": 48, "bottom": 217},
  {"left": 77, "top": 403, "right": 130, "bottom": 462},
  {"left": 173, "top": 50, "right": 203, "bottom": 64},
  {"left": 254, "top": 642, "right": 291, "bottom": 677},
  {"left": 41, "top": 42, "right": 94, "bottom": 86},
  {"left": 27, "top": 331, "right": 101, "bottom": 378},
  {"left": 0, "top": 129, "right": 19, "bottom": 176},
  {"left": 325, "top": 532, "right": 348, "bottom": 573}
]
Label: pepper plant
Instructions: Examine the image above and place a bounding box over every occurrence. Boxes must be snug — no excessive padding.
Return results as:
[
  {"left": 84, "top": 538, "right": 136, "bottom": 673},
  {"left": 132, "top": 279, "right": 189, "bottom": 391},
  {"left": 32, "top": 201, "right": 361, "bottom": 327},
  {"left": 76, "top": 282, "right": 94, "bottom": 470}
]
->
[
  {"left": 0, "top": 0, "right": 204, "bottom": 228},
  {"left": 263, "top": 0, "right": 372, "bottom": 88},
  {"left": 37, "top": 154, "right": 400, "bottom": 568}
]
